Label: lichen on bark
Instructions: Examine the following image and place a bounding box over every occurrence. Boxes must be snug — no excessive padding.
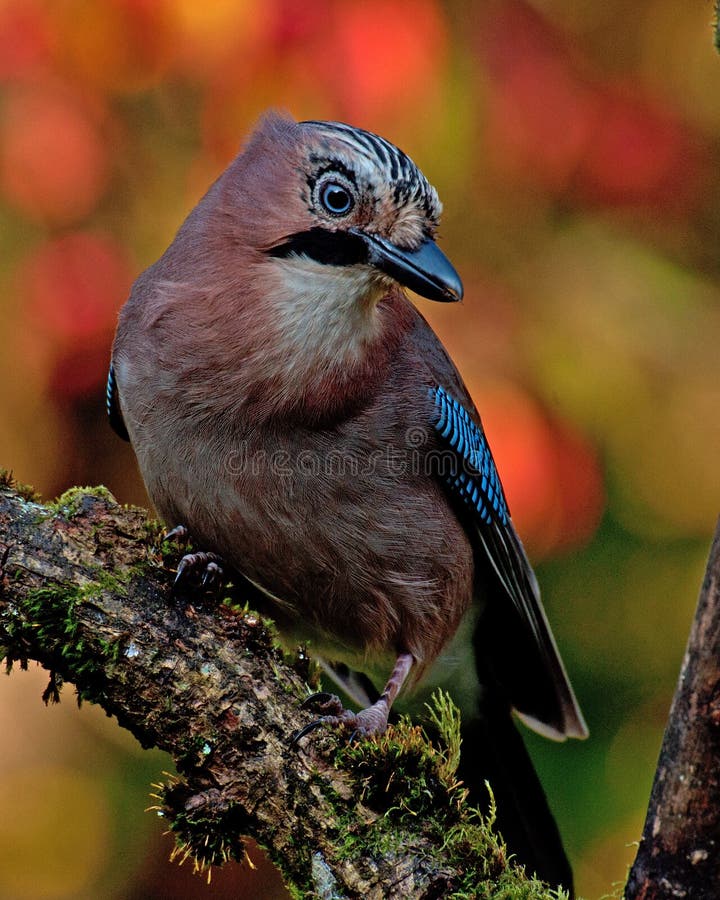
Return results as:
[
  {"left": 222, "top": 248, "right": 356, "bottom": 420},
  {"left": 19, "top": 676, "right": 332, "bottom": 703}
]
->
[{"left": 0, "top": 474, "right": 565, "bottom": 899}]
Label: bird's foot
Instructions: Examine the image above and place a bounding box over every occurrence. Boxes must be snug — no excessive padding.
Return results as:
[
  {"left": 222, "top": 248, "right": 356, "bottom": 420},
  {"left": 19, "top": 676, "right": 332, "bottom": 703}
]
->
[
  {"left": 174, "top": 551, "right": 225, "bottom": 591},
  {"left": 164, "top": 524, "right": 190, "bottom": 546},
  {"left": 162, "top": 523, "right": 227, "bottom": 592},
  {"left": 300, "top": 691, "right": 346, "bottom": 716},
  {"left": 292, "top": 692, "right": 391, "bottom": 744}
]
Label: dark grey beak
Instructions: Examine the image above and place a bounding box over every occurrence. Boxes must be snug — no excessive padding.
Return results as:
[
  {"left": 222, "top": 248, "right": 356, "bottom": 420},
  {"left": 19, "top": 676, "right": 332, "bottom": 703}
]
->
[{"left": 354, "top": 230, "right": 463, "bottom": 303}]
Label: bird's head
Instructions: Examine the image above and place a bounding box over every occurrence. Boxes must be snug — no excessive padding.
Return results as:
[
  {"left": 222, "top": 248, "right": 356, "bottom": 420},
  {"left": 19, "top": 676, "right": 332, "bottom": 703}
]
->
[
  {"left": 150, "top": 112, "right": 464, "bottom": 419},
  {"left": 220, "top": 112, "right": 463, "bottom": 308}
]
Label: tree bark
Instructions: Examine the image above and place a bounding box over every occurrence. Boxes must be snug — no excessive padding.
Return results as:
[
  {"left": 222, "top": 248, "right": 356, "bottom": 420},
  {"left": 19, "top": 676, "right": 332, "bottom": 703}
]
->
[
  {"left": 625, "top": 518, "right": 720, "bottom": 899},
  {"left": 0, "top": 475, "right": 558, "bottom": 900}
]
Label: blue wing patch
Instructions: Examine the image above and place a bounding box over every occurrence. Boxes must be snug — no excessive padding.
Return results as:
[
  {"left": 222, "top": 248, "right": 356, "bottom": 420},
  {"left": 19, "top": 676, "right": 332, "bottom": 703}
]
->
[
  {"left": 429, "top": 386, "right": 587, "bottom": 740},
  {"left": 429, "top": 385, "right": 508, "bottom": 526}
]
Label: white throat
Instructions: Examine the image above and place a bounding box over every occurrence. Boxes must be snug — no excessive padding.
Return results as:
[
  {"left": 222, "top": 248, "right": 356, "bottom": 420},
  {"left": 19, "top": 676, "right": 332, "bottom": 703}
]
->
[{"left": 265, "top": 255, "right": 387, "bottom": 374}]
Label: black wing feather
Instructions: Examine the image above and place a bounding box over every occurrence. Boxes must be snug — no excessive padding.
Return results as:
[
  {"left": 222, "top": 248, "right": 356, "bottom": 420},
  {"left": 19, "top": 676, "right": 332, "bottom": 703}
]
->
[{"left": 428, "top": 385, "right": 587, "bottom": 740}]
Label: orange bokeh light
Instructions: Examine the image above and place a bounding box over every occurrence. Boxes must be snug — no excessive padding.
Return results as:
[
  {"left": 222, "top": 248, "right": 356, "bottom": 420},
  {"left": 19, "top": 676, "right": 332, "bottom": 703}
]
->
[
  {"left": 47, "top": 0, "right": 176, "bottom": 92},
  {"left": 480, "top": 0, "right": 705, "bottom": 211},
  {"left": 21, "top": 232, "right": 133, "bottom": 346},
  {"left": 0, "top": 0, "right": 51, "bottom": 80},
  {"left": 0, "top": 84, "right": 109, "bottom": 224},
  {"left": 329, "top": 0, "right": 447, "bottom": 125},
  {"left": 199, "top": 0, "right": 447, "bottom": 162},
  {"left": 19, "top": 231, "right": 134, "bottom": 398},
  {"left": 477, "top": 382, "right": 604, "bottom": 557},
  {"left": 167, "top": 0, "right": 271, "bottom": 78}
]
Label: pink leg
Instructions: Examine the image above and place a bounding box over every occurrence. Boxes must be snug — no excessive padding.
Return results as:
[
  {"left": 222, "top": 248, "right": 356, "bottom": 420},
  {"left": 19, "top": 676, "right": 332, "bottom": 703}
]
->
[
  {"left": 379, "top": 652, "right": 414, "bottom": 707},
  {"left": 294, "top": 653, "right": 415, "bottom": 742}
]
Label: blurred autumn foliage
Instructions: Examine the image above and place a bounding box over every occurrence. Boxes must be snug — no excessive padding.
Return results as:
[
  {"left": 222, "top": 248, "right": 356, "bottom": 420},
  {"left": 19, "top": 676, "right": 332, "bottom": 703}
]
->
[{"left": 1, "top": 1, "right": 719, "bottom": 898}]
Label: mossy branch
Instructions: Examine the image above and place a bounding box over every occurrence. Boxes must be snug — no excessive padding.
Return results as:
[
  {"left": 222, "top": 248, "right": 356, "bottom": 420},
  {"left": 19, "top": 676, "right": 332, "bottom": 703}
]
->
[{"left": 0, "top": 474, "right": 562, "bottom": 900}]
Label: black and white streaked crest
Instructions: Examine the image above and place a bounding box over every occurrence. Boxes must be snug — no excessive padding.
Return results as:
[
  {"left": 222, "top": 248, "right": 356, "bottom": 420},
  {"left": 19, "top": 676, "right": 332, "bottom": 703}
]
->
[{"left": 301, "top": 120, "right": 442, "bottom": 224}]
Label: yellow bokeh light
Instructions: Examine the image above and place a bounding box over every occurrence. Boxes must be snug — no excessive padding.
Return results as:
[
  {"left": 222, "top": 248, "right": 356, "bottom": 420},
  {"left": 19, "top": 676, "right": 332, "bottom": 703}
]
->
[{"left": 0, "top": 766, "right": 109, "bottom": 899}]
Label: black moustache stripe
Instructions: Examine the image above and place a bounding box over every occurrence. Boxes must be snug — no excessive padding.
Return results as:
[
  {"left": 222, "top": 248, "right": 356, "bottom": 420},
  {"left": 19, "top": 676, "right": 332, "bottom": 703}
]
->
[{"left": 267, "top": 227, "right": 369, "bottom": 267}]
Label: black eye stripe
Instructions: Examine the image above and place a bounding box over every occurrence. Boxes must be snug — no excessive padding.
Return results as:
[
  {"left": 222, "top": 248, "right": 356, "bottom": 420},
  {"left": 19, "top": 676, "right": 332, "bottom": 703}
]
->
[{"left": 268, "top": 227, "right": 368, "bottom": 266}]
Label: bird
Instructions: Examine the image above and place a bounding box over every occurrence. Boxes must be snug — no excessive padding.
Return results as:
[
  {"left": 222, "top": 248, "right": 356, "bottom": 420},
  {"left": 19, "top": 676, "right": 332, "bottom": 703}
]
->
[{"left": 108, "top": 111, "right": 587, "bottom": 891}]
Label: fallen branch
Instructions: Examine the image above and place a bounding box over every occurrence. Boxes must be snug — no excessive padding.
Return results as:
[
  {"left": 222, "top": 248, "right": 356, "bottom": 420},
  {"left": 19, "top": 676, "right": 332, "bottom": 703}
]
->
[
  {"left": 0, "top": 474, "right": 561, "bottom": 900},
  {"left": 625, "top": 518, "right": 720, "bottom": 899}
]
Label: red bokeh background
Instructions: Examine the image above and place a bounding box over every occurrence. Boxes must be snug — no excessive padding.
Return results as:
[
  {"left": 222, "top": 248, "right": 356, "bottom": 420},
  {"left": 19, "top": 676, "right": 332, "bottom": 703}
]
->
[{"left": 1, "top": 1, "right": 719, "bottom": 897}]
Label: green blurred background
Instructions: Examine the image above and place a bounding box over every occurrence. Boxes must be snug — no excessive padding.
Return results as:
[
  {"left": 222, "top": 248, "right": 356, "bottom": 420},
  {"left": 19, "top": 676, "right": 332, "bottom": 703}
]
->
[{"left": 1, "top": 0, "right": 719, "bottom": 897}]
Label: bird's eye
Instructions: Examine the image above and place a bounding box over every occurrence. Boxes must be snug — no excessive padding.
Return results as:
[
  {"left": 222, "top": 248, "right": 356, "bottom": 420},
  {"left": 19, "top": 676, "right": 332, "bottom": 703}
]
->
[{"left": 319, "top": 182, "right": 354, "bottom": 216}]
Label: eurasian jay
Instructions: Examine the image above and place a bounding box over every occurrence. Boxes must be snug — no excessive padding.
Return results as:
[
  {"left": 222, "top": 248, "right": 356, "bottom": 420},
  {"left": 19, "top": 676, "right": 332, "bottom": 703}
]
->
[{"left": 108, "top": 112, "right": 587, "bottom": 890}]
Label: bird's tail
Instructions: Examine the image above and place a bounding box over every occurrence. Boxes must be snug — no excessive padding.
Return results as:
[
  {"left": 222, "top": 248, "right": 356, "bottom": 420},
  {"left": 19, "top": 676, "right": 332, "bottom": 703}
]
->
[{"left": 457, "top": 680, "right": 575, "bottom": 896}]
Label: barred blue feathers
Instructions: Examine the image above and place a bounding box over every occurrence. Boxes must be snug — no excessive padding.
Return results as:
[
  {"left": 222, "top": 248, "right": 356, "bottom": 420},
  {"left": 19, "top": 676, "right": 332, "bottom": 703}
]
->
[{"left": 429, "top": 385, "right": 509, "bottom": 526}]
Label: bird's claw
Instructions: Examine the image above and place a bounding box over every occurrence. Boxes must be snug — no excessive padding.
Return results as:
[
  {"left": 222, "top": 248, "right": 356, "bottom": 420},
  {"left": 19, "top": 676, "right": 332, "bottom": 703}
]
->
[
  {"left": 300, "top": 691, "right": 345, "bottom": 715},
  {"left": 292, "top": 695, "right": 390, "bottom": 746},
  {"left": 290, "top": 719, "right": 328, "bottom": 746},
  {"left": 164, "top": 524, "right": 190, "bottom": 545},
  {"left": 291, "top": 692, "right": 347, "bottom": 745},
  {"left": 201, "top": 561, "right": 223, "bottom": 589},
  {"left": 173, "top": 551, "right": 225, "bottom": 593},
  {"left": 164, "top": 523, "right": 226, "bottom": 596}
]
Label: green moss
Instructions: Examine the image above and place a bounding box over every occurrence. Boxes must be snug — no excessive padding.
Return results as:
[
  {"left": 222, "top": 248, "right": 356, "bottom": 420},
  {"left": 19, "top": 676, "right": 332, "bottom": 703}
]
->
[
  {"left": 334, "top": 692, "right": 466, "bottom": 824},
  {"left": 3, "top": 574, "right": 127, "bottom": 704},
  {"left": 49, "top": 485, "right": 118, "bottom": 518},
  {"left": 425, "top": 689, "right": 463, "bottom": 783},
  {"left": 86, "top": 565, "right": 131, "bottom": 592},
  {"left": 220, "top": 600, "right": 288, "bottom": 666},
  {"left": 97, "top": 636, "right": 122, "bottom": 664},
  {"left": 157, "top": 776, "right": 249, "bottom": 876},
  {"left": 141, "top": 518, "right": 166, "bottom": 544},
  {"left": 329, "top": 692, "right": 566, "bottom": 900},
  {"left": 150, "top": 695, "right": 559, "bottom": 896},
  {"left": 0, "top": 468, "right": 40, "bottom": 502}
]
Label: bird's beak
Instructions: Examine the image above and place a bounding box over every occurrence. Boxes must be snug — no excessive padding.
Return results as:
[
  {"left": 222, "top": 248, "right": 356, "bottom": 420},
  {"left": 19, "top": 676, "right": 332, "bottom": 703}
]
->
[{"left": 352, "top": 230, "right": 463, "bottom": 303}]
